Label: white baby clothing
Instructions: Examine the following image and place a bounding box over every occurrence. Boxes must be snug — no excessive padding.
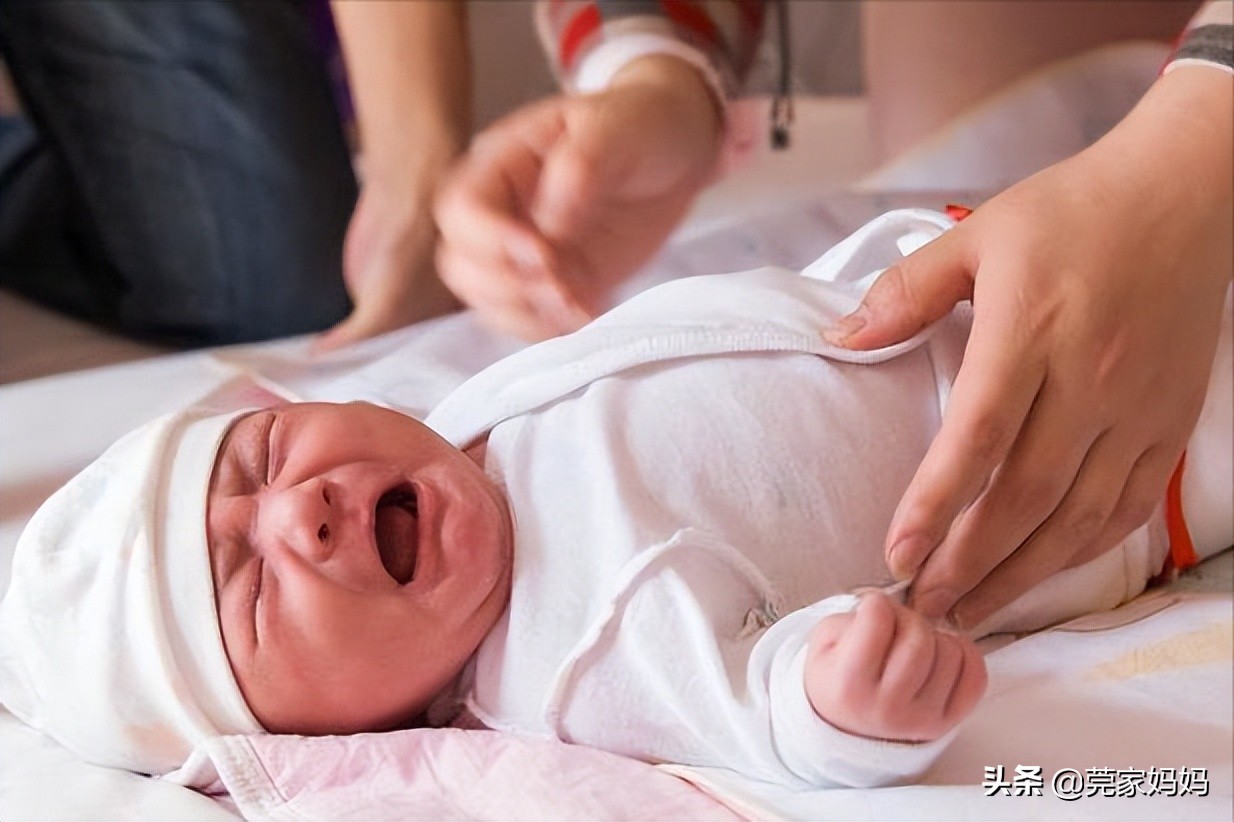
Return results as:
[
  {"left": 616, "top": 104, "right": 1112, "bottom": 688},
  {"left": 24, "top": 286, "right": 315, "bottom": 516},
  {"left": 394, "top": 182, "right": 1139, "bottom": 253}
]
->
[{"left": 425, "top": 210, "right": 1173, "bottom": 790}]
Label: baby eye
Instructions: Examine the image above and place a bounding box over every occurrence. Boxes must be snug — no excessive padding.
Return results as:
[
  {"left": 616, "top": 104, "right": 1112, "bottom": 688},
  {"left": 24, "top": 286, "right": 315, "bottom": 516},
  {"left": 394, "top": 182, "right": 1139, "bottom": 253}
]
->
[
  {"left": 263, "top": 413, "right": 276, "bottom": 486},
  {"left": 250, "top": 558, "right": 266, "bottom": 641},
  {"left": 248, "top": 557, "right": 264, "bottom": 608}
]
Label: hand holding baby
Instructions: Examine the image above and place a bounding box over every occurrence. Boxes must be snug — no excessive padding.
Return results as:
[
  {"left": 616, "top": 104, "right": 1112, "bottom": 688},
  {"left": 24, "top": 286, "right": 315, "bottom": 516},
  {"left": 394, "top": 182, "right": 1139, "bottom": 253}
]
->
[{"left": 804, "top": 592, "right": 988, "bottom": 743}]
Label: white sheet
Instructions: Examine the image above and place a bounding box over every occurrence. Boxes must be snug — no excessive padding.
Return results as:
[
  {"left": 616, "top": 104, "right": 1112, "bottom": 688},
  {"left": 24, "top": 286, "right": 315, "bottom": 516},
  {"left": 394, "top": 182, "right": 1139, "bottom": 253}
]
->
[
  {"left": 2, "top": 46, "right": 1230, "bottom": 816},
  {"left": 1, "top": 186, "right": 976, "bottom": 820},
  {"left": 4, "top": 187, "right": 1230, "bottom": 820}
]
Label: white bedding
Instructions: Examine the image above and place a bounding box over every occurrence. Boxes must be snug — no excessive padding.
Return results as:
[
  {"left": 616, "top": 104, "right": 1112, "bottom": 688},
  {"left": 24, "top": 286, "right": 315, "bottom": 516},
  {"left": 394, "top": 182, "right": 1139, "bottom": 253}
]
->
[
  {"left": 3, "top": 51, "right": 1231, "bottom": 818},
  {"left": 3, "top": 189, "right": 1230, "bottom": 821},
  {"left": 0, "top": 185, "right": 966, "bottom": 820}
]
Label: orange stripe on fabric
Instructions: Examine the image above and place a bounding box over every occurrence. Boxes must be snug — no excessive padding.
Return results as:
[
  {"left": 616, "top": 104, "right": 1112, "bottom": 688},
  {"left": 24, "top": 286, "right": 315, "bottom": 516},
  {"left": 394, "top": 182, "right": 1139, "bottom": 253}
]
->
[
  {"left": 944, "top": 203, "right": 973, "bottom": 222},
  {"left": 1165, "top": 451, "right": 1200, "bottom": 571}
]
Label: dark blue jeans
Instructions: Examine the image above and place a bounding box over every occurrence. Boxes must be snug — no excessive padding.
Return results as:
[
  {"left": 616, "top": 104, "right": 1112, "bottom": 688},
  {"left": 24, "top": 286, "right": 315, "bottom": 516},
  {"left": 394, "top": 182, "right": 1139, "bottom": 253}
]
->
[{"left": 0, "top": 0, "right": 356, "bottom": 345}]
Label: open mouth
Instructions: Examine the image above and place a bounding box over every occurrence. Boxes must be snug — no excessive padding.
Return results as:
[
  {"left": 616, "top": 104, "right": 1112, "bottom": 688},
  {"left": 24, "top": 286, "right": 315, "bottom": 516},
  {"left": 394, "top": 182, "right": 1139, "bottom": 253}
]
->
[{"left": 375, "top": 484, "right": 419, "bottom": 585}]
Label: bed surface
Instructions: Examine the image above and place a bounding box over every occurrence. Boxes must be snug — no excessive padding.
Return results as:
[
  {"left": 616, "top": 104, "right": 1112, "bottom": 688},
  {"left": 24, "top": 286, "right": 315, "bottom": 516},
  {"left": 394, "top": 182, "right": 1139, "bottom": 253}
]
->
[
  {"left": 2, "top": 189, "right": 1230, "bottom": 821},
  {"left": 2, "top": 65, "right": 1231, "bottom": 818}
]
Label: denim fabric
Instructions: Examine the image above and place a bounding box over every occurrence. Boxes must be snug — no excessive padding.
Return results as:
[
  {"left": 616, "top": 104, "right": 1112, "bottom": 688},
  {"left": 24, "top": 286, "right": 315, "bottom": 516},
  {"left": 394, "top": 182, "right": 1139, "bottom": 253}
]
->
[{"left": 0, "top": 0, "right": 356, "bottom": 345}]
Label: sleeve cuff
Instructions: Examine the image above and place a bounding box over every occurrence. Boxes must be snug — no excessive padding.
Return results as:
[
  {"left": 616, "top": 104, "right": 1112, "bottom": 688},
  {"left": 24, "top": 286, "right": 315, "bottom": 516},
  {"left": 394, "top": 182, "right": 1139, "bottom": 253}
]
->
[
  {"left": 765, "top": 597, "right": 958, "bottom": 789},
  {"left": 572, "top": 33, "right": 729, "bottom": 104}
]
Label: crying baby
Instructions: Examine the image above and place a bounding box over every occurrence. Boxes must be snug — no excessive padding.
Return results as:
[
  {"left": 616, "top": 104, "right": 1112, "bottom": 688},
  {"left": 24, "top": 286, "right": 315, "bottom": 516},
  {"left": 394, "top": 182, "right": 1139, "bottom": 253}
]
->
[{"left": 2, "top": 210, "right": 1228, "bottom": 788}]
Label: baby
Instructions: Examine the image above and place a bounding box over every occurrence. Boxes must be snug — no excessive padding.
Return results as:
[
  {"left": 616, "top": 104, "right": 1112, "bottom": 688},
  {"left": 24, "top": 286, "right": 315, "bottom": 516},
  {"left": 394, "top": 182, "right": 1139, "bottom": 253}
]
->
[{"left": 2, "top": 211, "right": 1230, "bottom": 787}]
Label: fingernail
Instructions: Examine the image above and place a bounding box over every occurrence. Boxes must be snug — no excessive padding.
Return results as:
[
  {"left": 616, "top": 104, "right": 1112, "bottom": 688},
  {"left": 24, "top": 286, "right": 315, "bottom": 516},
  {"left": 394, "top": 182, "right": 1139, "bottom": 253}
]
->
[
  {"left": 887, "top": 535, "right": 927, "bottom": 579},
  {"left": 912, "top": 587, "right": 955, "bottom": 619},
  {"left": 948, "top": 598, "right": 986, "bottom": 633},
  {"left": 823, "top": 308, "right": 867, "bottom": 345}
]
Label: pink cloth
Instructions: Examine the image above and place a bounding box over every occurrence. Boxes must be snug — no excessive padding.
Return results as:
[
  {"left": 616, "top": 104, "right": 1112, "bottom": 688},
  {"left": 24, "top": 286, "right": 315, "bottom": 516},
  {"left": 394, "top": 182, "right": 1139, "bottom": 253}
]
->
[{"left": 175, "top": 727, "right": 740, "bottom": 821}]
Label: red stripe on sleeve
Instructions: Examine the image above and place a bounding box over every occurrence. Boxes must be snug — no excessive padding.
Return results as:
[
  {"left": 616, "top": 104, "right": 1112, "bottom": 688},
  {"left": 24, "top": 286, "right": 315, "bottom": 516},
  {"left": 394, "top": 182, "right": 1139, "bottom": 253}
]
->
[
  {"left": 736, "top": 0, "right": 764, "bottom": 30},
  {"left": 659, "top": 0, "right": 721, "bottom": 46},
  {"left": 560, "top": 4, "right": 602, "bottom": 71}
]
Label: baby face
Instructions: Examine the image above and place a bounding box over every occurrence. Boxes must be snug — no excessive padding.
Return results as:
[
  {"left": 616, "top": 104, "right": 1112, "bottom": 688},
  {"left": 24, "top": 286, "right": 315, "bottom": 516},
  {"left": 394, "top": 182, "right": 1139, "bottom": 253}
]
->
[{"left": 207, "top": 402, "right": 513, "bottom": 735}]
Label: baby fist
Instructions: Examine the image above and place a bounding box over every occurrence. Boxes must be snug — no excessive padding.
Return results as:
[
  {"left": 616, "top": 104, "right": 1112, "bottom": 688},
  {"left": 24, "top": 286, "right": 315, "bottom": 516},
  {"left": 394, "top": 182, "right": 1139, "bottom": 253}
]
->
[{"left": 804, "top": 592, "right": 987, "bottom": 743}]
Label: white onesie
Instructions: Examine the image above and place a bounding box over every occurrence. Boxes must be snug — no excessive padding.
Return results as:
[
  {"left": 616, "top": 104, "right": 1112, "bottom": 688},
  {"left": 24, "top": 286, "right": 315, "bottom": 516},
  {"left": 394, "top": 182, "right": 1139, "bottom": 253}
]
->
[{"left": 425, "top": 210, "right": 1181, "bottom": 790}]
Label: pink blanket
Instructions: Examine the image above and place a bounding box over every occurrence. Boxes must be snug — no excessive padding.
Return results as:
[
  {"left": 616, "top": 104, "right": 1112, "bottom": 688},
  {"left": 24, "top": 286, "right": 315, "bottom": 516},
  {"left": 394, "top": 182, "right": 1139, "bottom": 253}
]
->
[{"left": 175, "top": 727, "right": 740, "bottom": 821}]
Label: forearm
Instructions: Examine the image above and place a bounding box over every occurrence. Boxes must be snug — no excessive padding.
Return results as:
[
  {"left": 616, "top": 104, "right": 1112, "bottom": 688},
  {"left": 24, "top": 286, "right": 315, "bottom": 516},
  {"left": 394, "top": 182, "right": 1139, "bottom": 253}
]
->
[
  {"left": 1085, "top": 62, "right": 1233, "bottom": 287},
  {"left": 331, "top": 0, "right": 470, "bottom": 182},
  {"left": 608, "top": 54, "right": 723, "bottom": 149},
  {"left": 1086, "top": 0, "right": 1232, "bottom": 212}
]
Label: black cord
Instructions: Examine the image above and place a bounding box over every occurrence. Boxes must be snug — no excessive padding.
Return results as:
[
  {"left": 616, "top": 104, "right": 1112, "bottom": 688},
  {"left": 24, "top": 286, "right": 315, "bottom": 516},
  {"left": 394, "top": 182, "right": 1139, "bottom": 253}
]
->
[{"left": 770, "top": 0, "right": 793, "bottom": 150}]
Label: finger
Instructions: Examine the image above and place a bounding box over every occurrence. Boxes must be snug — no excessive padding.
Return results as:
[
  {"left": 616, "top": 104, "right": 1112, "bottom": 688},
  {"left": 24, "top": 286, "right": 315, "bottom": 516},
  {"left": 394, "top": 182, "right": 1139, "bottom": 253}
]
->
[
  {"left": 313, "top": 312, "right": 372, "bottom": 354},
  {"left": 441, "top": 239, "right": 591, "bottom": 335},
  {"left": 435, "top": 166, "right": 555, "bottom": 277},
  {"left": 436, "top": 216, "right": 592, "bottom": 329},
  {"left": 1064, "top": 442, "right": 1181, "bottom": 570},
  {"left": 533, "top": 115, "right": 620, "bottom": 243},
  {"left": 946, "top": 431, "right": 1138, "bottom": 628},
  {"left": 313, "top": 279, "right": 410, "bottom": 354},
  {"left": 941, "top": 639, "right": 988, "bottom": 724},
  {"left": 437, "top": 244, "right": 584, "bottom": 341},
  {"left": 436, "top": 122, "right": 603, "bottom": 326},
  {"left": 886, "top": 310, "right": 1046, "bottom": 580},
  {"left": 435, "top": 109, "right": 567, "bottom": 272},
  {"left": 314, "top": 298, "right": 415, "bottom": 354},
  {"left": 809, "top": 612, "right": 855, "bottom": 654},
  {"left": 836, "top": 593, "right": 900, "bottom": 686},
  {"left": 826, "top": 230, "right": 975, "bottom": 350},
  {"left": 910, "top": 385, "right": 1100, "bottom": 619},
  {"left": 316, "top": 245, "right": 461, "bottom": 354},
  {"left": 437, "top": 244, "right": 554, "bottom": 341},
  {"left": 314, "top": 280, "right": 461, "bottom": 354},
  {"left": 469, "top": 96, "right": 572, "bottom": 165},
  {"left": 880, "top": 607, "right": 938, "bottom": 699},
  {"left": 914, "top": 631, "right": 965, "bottom": 713}
]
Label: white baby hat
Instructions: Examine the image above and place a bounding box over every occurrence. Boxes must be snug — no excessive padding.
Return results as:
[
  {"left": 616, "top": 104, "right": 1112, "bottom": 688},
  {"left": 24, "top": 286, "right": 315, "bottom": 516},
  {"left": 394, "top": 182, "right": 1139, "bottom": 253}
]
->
[{"left": 0, "top": 407, "right": 263, "bottom": 775}]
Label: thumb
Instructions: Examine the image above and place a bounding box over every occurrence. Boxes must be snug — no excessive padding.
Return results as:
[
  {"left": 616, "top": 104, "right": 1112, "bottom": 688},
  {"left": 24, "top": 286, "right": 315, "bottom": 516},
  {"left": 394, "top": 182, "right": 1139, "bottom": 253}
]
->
[
  {"left": 532, "top": 118, "right": 621, "bottom": 242},
  {"left": 825, "top": 232, "right": 976, "bottom": 350}
]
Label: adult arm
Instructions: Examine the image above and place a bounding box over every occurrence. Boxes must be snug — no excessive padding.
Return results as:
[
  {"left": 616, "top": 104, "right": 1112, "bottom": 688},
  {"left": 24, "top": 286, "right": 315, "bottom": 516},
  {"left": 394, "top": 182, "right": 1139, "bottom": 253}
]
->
[
  {"left": 434, "top": 1, "right": 764, "bottom": 341},
  {"left": 316, "top": 0, "right": 471, "bottom": 351},
  {"left": 828, "top": 0, "right": 1234, "bottom": 627}
]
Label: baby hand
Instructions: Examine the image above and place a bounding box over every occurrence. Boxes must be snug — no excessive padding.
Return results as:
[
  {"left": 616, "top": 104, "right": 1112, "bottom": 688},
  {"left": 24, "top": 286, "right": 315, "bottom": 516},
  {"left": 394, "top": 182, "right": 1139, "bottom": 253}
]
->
[{"left": 804, "top": 592, "right": 987, "bottom": 743}]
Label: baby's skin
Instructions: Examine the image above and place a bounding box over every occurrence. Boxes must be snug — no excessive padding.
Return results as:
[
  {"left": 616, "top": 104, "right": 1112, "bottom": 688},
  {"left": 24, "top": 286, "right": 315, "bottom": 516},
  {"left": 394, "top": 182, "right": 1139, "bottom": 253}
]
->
[
  {"left": 206, "top": 401, "right": 513, "bottom": 735},
  {"left": 806, "top": 592, "right": 988, "bottom": 743},
  {"left": 206, "top": 401, "right": 987, "bottom": 746}
]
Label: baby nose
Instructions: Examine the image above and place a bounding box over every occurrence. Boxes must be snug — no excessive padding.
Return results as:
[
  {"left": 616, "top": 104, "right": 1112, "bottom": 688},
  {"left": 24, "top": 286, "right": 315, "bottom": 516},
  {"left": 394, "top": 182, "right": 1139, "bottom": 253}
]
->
[{"left": 259, "top": 479, "right": 335, "bottom": 561}]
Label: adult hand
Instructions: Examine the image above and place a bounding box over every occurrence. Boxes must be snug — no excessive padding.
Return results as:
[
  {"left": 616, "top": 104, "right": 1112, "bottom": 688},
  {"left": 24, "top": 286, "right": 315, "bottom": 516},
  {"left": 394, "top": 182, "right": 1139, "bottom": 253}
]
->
[
  {"left": 805, "top": 592, "right": 987, "bottom": 743},
  {"left": 314, "top": 172, "right": 459, "bottom": 352},
  {"left": 827, "top": 66, "right": 1233, "bottom": 628},
  {"left": 435, "top": 55, "right": 722, "bottom": 341},
  {"left": 318, "top": 0, "right": 468, "bottom": 352}
]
